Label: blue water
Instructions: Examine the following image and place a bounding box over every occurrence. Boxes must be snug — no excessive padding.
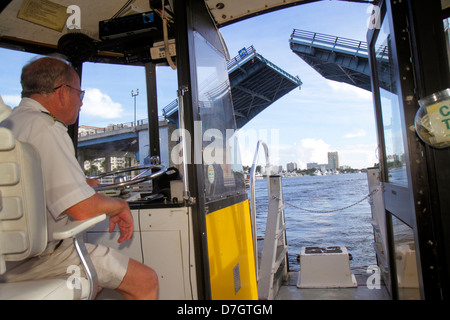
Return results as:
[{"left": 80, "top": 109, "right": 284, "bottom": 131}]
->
[{"left": 253, "top": 173, "right": 376, "bottom": 273}]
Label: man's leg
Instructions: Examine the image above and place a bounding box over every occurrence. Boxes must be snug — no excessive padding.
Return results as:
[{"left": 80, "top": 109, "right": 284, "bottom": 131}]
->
[
  {"left": 0, "top": 240, "right": 159, "bottom": 300},
  {"left": 116, "top": 259, "right": 159, "bottom": 300}
]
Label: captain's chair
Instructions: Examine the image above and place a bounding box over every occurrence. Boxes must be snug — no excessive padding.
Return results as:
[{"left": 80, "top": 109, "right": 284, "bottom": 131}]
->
[{"left": 0, "top": 127, "right": 105, "bottom": 300}]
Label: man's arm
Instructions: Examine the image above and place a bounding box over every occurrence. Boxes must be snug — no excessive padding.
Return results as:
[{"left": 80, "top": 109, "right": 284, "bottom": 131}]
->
[{"left": 65, "top": 193, "right": 133, "bottom": 243}]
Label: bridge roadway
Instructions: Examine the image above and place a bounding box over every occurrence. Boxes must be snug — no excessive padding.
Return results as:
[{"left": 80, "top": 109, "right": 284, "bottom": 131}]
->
[
  {"left": 290, "top": 29, "right": 391, "bottom": 92},
  {"left": 163, "top": 45, "right": 302, "bottom": 128},
  {"left": 290, "top": 29, "right": 371, "bottom": 91}
]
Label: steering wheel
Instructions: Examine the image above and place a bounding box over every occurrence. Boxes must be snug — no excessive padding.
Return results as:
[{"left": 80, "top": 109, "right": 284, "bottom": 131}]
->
[{"left": 90, "top": 165, "right": 167, "bottom": 191}]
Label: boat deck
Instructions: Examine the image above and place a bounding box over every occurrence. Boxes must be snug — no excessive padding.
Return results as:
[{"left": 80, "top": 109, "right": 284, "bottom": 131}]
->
[{"left": 275, "top": 271, "right": 391, "bottom": 300}]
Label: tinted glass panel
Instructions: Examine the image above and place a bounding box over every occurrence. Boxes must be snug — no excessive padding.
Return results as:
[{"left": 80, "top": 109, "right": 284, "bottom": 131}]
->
[
  {"left": 375, "top": 18, "right": 408, "bottom": 186},
  {"left": 193, "top": 31, "right": 246, "bottom": 203}
]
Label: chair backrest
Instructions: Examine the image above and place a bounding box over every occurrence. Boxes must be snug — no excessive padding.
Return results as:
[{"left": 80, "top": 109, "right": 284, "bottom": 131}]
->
[{"left": 0, "top": 127, "right": 47, "bottom": 274}]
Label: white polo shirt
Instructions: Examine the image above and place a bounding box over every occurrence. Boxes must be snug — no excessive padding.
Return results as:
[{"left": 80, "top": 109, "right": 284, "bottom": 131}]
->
[{"left": 0, "top": 98, "right": 95, "bottom": 244}]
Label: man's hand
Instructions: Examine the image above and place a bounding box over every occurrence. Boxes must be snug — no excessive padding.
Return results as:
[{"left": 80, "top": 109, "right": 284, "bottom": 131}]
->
[
  {"left": 86, "top": 178, "right": 100, "bottom": 187},
  {"left": 65, "top": 193, "right": 134, "bottom": 243},
  {"left": 109, "top": 209, "right": 134, "bottom": 243}
]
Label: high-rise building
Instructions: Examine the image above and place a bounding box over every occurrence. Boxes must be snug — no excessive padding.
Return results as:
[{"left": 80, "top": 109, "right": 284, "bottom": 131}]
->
[
  {"left": 286, "top": 162, "right": 297, "bottom": 172},
  {"left": 328, "top": 152, "right": 339, "bottom": 170}
]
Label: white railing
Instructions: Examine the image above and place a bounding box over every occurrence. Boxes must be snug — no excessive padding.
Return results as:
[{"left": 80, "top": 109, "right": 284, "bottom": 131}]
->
[{"left": 249, "top": 140, "right": 271, "bottom": 280}]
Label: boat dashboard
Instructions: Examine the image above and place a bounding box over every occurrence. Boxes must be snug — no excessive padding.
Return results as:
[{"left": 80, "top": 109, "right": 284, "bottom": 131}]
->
[{"left": 92, "top": 165, "right": 188, "bottom": 210}]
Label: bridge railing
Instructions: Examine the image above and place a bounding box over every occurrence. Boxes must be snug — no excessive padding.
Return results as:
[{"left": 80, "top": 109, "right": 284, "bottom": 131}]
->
[
  {"left": 226, "top": 45, "right": 257, "bottom": 70},
  {"left": 227, "top": 45, "right": 302, "bottom": 86},
  {"left": 162, "top": 98, "right": 179, "bottom": 118},
  {"left": 78, "top": 119, "right": 148, "bottom": 138},
  {"left": 290, "top": 29, "right": 368, "bottom": 58}
]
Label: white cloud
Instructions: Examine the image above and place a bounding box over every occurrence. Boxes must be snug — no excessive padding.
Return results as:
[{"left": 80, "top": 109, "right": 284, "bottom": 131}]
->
[
  {"left": 1, "top": 94, "right": 21, "bottom": 107},
  {"left": 237, "top": 135, "right": 332, "bottom": 169},
  {"left": 236, "top": 127, "right": 280, "bottom": 166},
  {"left": 337, "top": 144, "right": 378, "bottom": 169},
  {"left": 293, "top": 138, "right": 331, "bottom": 168},
  {"left": 81, "top": 88, "right": 123, "bottom": 119},
  {"left": 344, "top": 129, "right": 367, "bottom": 138},
  {"left": 327, "top": 81, "right": 373, "bottom": 102},
  {"left": 0, "top": 90, "right": 124, "bottom": 122}
]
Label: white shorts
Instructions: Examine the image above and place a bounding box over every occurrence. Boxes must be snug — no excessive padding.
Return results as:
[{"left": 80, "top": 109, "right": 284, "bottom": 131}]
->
[{"left": 2, "top": 239, "right": 129, "bottom": 290}]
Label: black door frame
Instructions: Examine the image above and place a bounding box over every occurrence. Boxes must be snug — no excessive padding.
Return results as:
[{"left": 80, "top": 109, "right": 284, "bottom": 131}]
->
[{"left": 368, "top": 0, "right": 450, "bottom": 299}]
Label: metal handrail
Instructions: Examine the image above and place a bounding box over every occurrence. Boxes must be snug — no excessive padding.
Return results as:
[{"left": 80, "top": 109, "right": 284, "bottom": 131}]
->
[
  {"left": 227, "top": 45, "right": 302, "bottom": 86},
  {"left": 249, "top": 140, "right": 271, "bottom": 280},
  {"left": 290, "top": 29, "right": 369, "bottom": 57},
  {"left": 163, "top": 98, "right": 179, "bottom": 117},
  {"left": 77, "top": 118, "right": 153, "bottom": 138},
  {"left": 226, "top": 45, "right": 257, "bottom": 70}
]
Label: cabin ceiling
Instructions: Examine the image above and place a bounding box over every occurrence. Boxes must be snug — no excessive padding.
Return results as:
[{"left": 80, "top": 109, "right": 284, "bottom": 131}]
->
[
  {"left": 206, "top": 0, "right": 322, "bottom": 27},
  {"left": 0, "top": 0, "right": 155, "bottom": 51},
  {"left": 0, "top": 0, "right": 445, "bottom": 63},
  {"left": 0, "top": 1, "right": 371, "bottom": 48}
]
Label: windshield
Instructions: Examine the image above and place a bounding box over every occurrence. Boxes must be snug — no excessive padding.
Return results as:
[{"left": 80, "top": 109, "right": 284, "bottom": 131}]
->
[
  {"left": 77, "top": 62, "right": 177, "bottom": 182},
  {"left": 193, "top": 31, "right": 246, "bottom": 203}
]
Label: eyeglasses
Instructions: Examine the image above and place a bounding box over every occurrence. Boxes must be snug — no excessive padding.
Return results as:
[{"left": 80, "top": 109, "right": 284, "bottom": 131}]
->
[{"left": 54, "top": 84, "right": 85, "bottom": 101}]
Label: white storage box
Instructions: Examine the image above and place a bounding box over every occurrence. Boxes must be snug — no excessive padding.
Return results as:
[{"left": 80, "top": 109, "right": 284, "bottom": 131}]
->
[{"left": 297, "top": 246, "right": 357, "bottom": 288}]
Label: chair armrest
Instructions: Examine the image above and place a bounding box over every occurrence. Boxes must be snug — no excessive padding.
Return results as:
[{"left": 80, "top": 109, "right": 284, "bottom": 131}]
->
[
  {"left": 52, "top": 214, "right": 107, "bottom": 240},
  {"left": 52, "top": 214, "right": 106, "bottom": 300}
]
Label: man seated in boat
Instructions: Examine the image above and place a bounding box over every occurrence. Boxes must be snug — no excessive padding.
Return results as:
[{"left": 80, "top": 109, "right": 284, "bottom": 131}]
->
[{"left": 0, "top": 56, "right": 158, "bottom": 300}]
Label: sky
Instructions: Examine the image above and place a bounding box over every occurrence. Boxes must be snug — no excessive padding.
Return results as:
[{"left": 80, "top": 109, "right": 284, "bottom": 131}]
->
[{"left": 0, "top": 1, "right": 378, "bottom": 170}]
